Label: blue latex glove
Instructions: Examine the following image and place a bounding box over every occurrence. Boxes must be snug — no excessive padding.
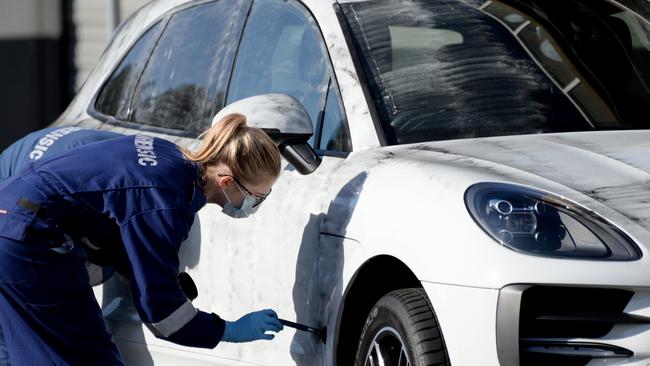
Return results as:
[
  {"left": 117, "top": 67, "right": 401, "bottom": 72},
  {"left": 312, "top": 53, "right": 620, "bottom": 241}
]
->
[{"left": 222, "top": 309, "right": 284, "bottom": 343}]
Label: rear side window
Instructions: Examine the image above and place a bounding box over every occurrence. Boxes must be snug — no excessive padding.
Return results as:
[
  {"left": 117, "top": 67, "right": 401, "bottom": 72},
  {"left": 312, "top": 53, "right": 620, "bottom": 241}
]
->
[
  {"left": 95, "top": 21, "right": 164, "bottom": 120},
  {"left": 130, "top": 0, "right": 250, "bottom": 133},
  {"left": 95, "top": 0, "right": 251, "bottom": 134}
]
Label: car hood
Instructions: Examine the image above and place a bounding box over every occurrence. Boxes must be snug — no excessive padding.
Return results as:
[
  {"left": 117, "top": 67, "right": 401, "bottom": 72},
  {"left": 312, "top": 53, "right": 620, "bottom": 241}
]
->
[
  {"left": 396, "top": 130, "right": 650, "bottom": 228},
  {"left": 328, "top": 129, "right": 650, "bottom": 287}
]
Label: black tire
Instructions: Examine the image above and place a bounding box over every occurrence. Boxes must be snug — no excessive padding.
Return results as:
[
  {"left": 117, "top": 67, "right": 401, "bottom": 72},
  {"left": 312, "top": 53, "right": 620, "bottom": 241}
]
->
[{"left": 353, "top": 288, "right": 450, "bottom": 366}]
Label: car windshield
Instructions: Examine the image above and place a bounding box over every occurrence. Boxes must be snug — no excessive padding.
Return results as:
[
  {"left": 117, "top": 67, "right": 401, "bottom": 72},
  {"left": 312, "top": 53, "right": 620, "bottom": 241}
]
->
[{"left": 339, "top": 0, "right": 650, "bottom": 145}]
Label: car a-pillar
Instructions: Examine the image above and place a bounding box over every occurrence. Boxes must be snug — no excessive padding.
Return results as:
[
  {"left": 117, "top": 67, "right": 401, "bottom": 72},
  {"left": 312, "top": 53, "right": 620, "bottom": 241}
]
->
[{"left": 334, "top": 255, "right": 451, "bottom": 365}]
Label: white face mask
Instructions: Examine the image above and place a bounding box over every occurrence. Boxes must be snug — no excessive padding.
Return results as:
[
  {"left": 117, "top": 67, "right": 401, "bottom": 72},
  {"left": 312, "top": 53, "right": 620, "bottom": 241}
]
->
[{"left": 221, "top": 184, "right": 261, "bottom": 219}]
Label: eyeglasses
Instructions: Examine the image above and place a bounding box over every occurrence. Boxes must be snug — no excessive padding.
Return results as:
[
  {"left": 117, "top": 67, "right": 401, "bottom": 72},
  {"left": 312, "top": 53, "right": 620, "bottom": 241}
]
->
[{"left": 219, "top": 174, "right": 272, "bottom": 208}]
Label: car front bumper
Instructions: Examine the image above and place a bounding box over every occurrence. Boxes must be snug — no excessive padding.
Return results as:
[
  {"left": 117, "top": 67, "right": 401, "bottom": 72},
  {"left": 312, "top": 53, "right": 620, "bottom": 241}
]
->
[{"left": 422, "top": 281, "right": 650, "bottom": 365}]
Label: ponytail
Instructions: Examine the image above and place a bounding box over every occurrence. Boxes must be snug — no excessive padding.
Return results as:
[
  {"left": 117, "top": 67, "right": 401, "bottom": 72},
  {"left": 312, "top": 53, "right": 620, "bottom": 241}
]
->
[{"left": 182, "top": 113, "right": 281, "bottom": 184}]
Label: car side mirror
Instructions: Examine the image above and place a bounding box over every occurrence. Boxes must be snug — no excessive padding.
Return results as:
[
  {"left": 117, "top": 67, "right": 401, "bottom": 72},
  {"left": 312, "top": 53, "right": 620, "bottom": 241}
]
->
[{"left": 212, "top": 93, "right": 321, "bottom": 175}]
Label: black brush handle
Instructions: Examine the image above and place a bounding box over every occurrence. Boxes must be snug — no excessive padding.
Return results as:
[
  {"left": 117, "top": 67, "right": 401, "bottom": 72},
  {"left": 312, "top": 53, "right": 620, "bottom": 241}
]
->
[{"left": 279, "top": 318, "right": 320, "bottom": 334}]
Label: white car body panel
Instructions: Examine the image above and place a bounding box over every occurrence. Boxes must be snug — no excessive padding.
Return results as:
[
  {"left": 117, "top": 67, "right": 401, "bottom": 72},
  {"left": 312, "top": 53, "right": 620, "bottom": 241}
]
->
[
  {"left": 331, "top": 131, "right": 650, "bottom": 289},
  {"left": 421, "top": 282, "right": 500, "bottom": 365}
]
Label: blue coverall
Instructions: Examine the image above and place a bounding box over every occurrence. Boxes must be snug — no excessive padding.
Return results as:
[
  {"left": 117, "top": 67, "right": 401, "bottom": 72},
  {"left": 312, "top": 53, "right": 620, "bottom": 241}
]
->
[
  {"left": 0, "top": 126, "right": 122, "bottom": 182},
  {"left": 0, "top": 135, "right": 224, "bottom": 365},
  {"left": 0, "top": 126, "right": 123, "bottom": 365}
]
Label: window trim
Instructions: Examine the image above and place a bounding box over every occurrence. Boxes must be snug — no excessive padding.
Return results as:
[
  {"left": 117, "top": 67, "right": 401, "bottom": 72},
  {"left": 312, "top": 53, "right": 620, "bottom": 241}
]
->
[
  {"left": 314, "top": 77, "right": 332, "bottom": 147},
  {"left": 302, "top": 1, "right": 354, "bottom": 152},
  {"left": 223, "top": 1, "right": 255, "bottom": 110},
  {"left": 125, "top": 17, "right": 170, "bottom": 122},
  {"left": 304, "top": 0, "right": 354, "bottom": 152},
  {"left": 319, "top": 75, "right": 356, "bottom": 153},
  {"left": 314, "top": 148, "right": 350, "bottom": 159}
]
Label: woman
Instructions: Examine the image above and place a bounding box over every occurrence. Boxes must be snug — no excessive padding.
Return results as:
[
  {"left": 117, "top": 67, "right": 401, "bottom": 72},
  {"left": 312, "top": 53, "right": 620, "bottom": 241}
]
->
[{"left": 0, "top": 113, "right": 284, "bottom": 365}]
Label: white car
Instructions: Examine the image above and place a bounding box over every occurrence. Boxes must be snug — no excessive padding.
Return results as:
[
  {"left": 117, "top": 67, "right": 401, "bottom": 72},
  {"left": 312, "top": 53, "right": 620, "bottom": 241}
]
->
[{"left": 56, "top": 0, "right": 650, "bottom": 365}]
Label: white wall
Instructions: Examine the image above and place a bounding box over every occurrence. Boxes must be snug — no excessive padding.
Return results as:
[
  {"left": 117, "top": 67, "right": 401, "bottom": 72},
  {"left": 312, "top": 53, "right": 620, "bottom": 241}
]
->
[{"left": 0, "top": 0, "right": 61, "bottom": 39}]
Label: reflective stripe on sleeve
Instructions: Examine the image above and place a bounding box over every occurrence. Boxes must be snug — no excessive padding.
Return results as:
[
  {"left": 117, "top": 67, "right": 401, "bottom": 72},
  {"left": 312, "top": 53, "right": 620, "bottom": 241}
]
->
[{"left": 145, "top": 300, "right": 198, "bottom": 338}]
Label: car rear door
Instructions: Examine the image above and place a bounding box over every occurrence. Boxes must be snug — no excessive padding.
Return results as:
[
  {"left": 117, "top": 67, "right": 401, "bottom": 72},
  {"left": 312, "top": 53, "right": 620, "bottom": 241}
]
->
[{"left": 89, "top": 1, "right": 254, "bottom": 365}]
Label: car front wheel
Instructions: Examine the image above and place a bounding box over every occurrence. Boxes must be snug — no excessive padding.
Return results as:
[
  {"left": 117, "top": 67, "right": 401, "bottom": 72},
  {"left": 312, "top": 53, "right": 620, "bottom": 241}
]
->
[{"left": 354, "top": 288, "right": 450, "bottom": 366}]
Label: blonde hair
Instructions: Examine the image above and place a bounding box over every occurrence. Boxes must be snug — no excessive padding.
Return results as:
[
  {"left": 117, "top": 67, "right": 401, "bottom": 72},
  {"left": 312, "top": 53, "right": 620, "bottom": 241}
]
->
[{"left": 182, "top": 113, "right": 281, "bottom": 184}]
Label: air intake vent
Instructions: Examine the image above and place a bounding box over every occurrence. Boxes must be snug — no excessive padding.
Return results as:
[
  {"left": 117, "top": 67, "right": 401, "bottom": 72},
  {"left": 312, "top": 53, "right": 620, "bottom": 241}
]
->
[
  {"left": 496, "top": 285, "right": 648, "bottom": 366},
  {"left": 520, "top": 341, "right": 632, "bottom": 366},
  {"left": 520, "top": 287, "right": 633, "bottom": 339},
  {"left": 519, "top": 286, "right": 639, "bottom": 366}
]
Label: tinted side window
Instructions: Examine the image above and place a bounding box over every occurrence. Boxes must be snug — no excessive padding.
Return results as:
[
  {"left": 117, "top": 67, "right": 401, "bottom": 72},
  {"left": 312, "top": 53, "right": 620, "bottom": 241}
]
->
[
  {"left": 226, "top": 0, "right": 331, "bottom": 147},
  {"left": 130, "top": 0, "right": 250, "bottom": 133},
  {"left": 95, "top": 21, "right": 164, "bottom": 120},
  {"left": 319, "top": 80, "right": 352, "bottom": 152}
]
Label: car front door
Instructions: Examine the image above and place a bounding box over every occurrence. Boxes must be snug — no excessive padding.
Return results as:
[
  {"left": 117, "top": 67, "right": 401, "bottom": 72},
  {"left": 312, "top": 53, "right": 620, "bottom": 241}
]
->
[{"left": 187, "top": 0, "right": 353, "bottom": 364}]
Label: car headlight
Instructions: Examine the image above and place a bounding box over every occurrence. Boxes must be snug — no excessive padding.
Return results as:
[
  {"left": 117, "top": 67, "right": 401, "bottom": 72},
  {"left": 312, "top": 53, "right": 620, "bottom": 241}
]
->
[{"left": 465, "top": 183, "right": 641, "bottom": 261}]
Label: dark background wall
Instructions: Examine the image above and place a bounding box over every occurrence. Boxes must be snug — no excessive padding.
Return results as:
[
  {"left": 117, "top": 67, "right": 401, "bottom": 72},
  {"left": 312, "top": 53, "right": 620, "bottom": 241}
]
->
[
  {"left": 0, "top": 0, "right": 149, "bottom": 151},
  {"left": 0, "top": 37, "right": 71, "bottom": 150},
  {"left": 0, "top": 0, "right": 73, "bottom": 150}
]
